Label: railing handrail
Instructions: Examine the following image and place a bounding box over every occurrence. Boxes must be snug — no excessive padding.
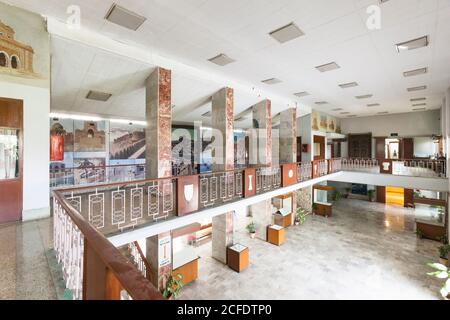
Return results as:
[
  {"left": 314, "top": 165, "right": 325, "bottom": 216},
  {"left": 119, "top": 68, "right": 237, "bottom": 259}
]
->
[
  {"left": 50, "top": 163, "right": 145, "bottom": 172},
  {"left": 53, "top": 190, "right": 163, "bottom": 300},
  {"left": 132, "top": 241, "right": 154, "bottom": 283}
]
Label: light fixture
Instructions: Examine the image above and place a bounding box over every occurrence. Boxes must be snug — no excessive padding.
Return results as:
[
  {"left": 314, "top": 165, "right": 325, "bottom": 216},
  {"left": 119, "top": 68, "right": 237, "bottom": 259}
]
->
[
  {"left": 315, "top": 101, "right": 328, "bottom": 105},
  {"left": 105, "top": 3, "right": 147, "bottom": 31},
  {"left": 269, "top": 22, "right": 305, "bottom": 44},
  {"left": 261, "top": 78, "right": 282, "bottom": 85},
  {"left": 403, "top": 67, "right": 428, "bottom": 77},
  {"left": 86, "top": 90, "right": 112, "bottom": 102},
  {"left": 208, "top": 53, "right": 235, "bottom": 66},
  {"left": 407, "top": 85, "right": 427, "bottom": 92},
  {"left": 332, "top": 108, "right": 343, "bottom": 111},
  {"left": 356, "top": 94, "right": 373, "bottom": 99},
  {"left": 410, "top": 97, "right": 426, "bottom": 102},
  {"left": 396, "top": 36, "right": 429, "bottom": 52},
  {"left": 412, "top": 103, "right": 427, "bottom": 107},
  {"left": 340, "top": 112, "right": 350, "bottom": 115},
  {"left": 294, "top": 91, "right": 310, "bottom": 98},
  {"left": 412, "top": 107, "right": 426, "bottom": 111},
  {"left": 315, "top": 62, "right": 340, "bottom": 72},
  {"left": 367, "top": 103, "right": 380, "bottom": 107},
  {"left": 339, "top": 82, "right": 358, "bottom": 89}
]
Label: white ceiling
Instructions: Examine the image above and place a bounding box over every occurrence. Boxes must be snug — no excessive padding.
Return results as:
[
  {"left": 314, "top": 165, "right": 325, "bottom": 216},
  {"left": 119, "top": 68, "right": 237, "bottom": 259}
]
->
[{"left": 7, "top": 0, "right": 450, "bottom": 121}]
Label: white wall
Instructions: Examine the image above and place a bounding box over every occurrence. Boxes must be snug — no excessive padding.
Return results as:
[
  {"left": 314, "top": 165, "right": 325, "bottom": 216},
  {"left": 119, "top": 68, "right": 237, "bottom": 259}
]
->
[
  {"left": 0, "top": 81, "right": 50, "bottom": 221},
  {"left": 341, "top": 110, "right": 440, "bottom": 137},
  {"left": 414, "top": 137, "right": 437, "bottom": 157},
  {"left": 298, "top": 114, "right": 312, "bottom": 162}
]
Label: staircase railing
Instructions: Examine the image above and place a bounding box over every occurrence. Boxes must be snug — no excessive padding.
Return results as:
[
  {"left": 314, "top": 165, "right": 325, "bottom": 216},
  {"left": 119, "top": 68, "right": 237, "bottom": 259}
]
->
[{"left": 128, "top": 241, "right": 154, "bottom": 284}]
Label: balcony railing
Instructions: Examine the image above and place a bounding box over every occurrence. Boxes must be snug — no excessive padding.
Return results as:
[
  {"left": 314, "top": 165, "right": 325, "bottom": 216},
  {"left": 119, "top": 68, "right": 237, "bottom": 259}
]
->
[
  {"left": 53, "top": 157, "right": 447, "bottom": 299},
  {"left": 53, "top": 190, "right": 162, "bottom": 300}
]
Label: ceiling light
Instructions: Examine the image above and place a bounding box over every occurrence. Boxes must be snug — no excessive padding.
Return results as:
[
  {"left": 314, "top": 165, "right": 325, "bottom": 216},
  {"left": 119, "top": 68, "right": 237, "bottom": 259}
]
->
[
  {"left": 315, "top": 101, "right": 328, "bottom": 105},
  {"left": 410, "top": 97, "right": 426, "bottom": 102},
  {"left": 86, "top": 90, "right": 112, "bottom": 102},
  {"left": 315, "top": 62, "right": 340, "bottom": 72},
  {"left": 339, "top": 82, "right": 358, "bottom": 89},
  {"left": 367, "top": 103, "right": 380, "bottom": 107},
  {"left": 377, "top": 112, "right": 389, "bottom": 115},
  {"left": 261, "top": 78, "right": 282, "bottom": 85},
  {"left": 332, "top": 108, "right": 343, "bottom": 111},
  {"left": 356, "top": 94, "right": 373, "bottom": 99},
  {"left": 208, "top": 53, "right": 235, "bottom": 66},
  {"left": 396, "top": 36, "right": 429, "bottom": 52},
  {"left": 105, "top": 3, "right": 147, "bottom": 31},
  {"left": 412, "top": 103, "right": 427, "bottom": 107},
  {"left": 202, "top": 111, "right": 211, "bottom": 117},
  {"left": 269, "top": 22, "right": 305, "bottom": 44},
  {"left": 347, "top": 115, "right": 357, "bottom": 118},
  {"left": 407, "top": 85, "right": 427, "bottom": 92},
  {"left": 340, "top": 112, "right": 350, "bottom": 115},
  {"left": 413, "top": 107, "right": 426, "bottom": 111},
  {"left": 403, "top": 67, "right": 428, "bottom": 77},
  {"left": 294, "top": 92, "right": 310, "bottom": 98}
]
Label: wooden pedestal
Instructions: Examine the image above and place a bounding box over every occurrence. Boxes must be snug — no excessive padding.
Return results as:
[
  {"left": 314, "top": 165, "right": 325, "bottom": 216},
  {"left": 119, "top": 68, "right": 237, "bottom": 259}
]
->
[
  {"left": 416, "top": 219, "right": 446, "bottom": 242},
  {"left": 274, "top": 213, "right": 292, "bottom": 228},
  {"left": 314, "top": 202, "right": 332, "bottom": 217},
  {"left": 227, "top": 244, "right": 249, "bottom": 273},
  {"left": 267, "top": 225, "right": 285, "bottom": 246},
  {"left": 172, "top": 258, "right": 199, "bottom": 286}
]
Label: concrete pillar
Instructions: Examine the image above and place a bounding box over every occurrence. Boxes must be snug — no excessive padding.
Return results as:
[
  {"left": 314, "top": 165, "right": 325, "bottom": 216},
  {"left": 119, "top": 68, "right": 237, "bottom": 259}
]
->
[
  {"left": 279, "top": 108, "right": 298, "bottom": 224},
  {"left": 145, "top": 67, "right": 173, "bottom": 290},
  {"left": 250, "top": 99, "right": 273, "bottom": 240},
  {"left": 211, "top": 87, "right": 235, "bottom": 264}
]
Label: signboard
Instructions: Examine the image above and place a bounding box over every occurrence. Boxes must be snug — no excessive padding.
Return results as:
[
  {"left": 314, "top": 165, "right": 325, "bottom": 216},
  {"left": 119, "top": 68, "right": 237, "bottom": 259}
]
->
[{"left": 158, "top": 236, "right": 172, "bottom": 268}]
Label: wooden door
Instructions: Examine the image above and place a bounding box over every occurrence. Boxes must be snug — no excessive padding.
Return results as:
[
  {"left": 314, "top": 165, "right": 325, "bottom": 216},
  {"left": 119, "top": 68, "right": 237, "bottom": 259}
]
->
[
  {"left": 348, "top": 134, "right": 372, "bottom": 158},
  {"left": 401, "top": 138, "right": 414, "bottom": 160},
  {"left": 375, "top": 138, "right": 386, "bottom": 160},
  {"left": 404, "top": 189, "right": 414, "bottom": 208},
  {"left": 313, "top": 135, "right": 325, "bottom": 160},
  {"left": 376, "top": 186, "right": 386, "bottom": 204},
  {"left": 0, "top": 98, "right": 23, "bottom": 224}
]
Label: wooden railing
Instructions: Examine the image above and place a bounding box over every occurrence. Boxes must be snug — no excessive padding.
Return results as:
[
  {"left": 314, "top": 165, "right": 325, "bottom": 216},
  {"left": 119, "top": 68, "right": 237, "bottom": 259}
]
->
[
  {"left": 128, "top": 241, "right": 154, "bottom": 284},
  {"left": 53, "top": 190, "right": 163, "bottom": 300}
]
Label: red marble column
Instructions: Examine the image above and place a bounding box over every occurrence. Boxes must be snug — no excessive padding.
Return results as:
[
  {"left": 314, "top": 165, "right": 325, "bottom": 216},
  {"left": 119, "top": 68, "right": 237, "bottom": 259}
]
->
[
  {"left": 145, "top": 67, "right": 173, "bottom": 291},
  {"left": 211, "top": 87, "right": 235, "bottom": 264}
]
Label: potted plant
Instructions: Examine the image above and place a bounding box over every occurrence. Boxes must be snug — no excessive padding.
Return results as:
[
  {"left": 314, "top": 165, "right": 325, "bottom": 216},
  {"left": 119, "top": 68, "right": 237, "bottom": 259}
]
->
[
  {"left": 162, "top": 273, "right": 184, "bottom": 300},
  {"left": 427, "top": 263, "right": 450, "bottom": 299},
  {"left": 312, "top": 203, "right": 318, "bottom": 215},
  {"left": 295, "top": 208, "right": 308, "bottom": 226},
  {"left": 344, "top": 187, "right": 351, "bottom": 199},
  {"left": 439, "top": 245, "right": 450, "bottom": 266},
  {"left": 246, "top": 222, "right": 256, "bottom": 239},
  {"left": 416, "top": 229, "right": 424, "bottom": 239},
  {"left": 368, "top": 190, "right": 376, "bottom": 202},
  {"left": 332, "top": 191, "right": 342, "bottom": 202}
]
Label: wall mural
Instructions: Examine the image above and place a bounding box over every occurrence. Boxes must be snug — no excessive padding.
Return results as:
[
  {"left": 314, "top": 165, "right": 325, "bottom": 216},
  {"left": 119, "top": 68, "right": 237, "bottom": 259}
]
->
[
  {"left": 311, "top": 110, "right": 341, "bottom": 134},
  {"left": 0, "top": 2, "right": 49, "bottom": 87},
  {"left": 73, "top": 158, "right": 106, "bottom": 185},
  {"left": 110, "top": 123, "right": 145, "bottom": 161},
  {"left": 74, "top": 120, "right": 106, "bottom": 152}
]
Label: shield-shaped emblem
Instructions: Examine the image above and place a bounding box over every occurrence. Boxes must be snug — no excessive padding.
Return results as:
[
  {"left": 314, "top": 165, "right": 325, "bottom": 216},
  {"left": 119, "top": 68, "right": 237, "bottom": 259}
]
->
[
  {"left": 184, "top": 184, "right": 194, "bottom": 202},
  {"left": 288, "top": 169, "right": 294, "bottom": 178},
  {"left": 248, "top": 175, "right": 253, "bottom": 191},
  {"left": 382, "top": 162, "right": 390, "bottom": 171}
]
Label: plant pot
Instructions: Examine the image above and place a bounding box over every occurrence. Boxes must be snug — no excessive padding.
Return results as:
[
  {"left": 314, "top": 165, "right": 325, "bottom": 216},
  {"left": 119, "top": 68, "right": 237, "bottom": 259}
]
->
[
  {"left": 439, "top": 257, "right": 448, "bottom": 267},
  {"left": 294, "top": 221, "right": 300, "bottom": 226},
  {"left": 250, "top": 232, "right": 256, "bottom": 239}
]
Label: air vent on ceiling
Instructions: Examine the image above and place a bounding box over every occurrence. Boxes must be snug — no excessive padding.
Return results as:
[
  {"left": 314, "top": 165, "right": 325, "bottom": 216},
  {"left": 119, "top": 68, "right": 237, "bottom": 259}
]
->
[
  {"left": 261, "top": 78, "right": 282, "bottom": 85},
  {"left": 413, "top": 107, "right": 426, "bottom": 111},
  {"left": 377, "top": 112, "right": 389, "bottom": 115},
  {"left": 315, "top": 101, "right": 328, "bottom": 105},
  {"left": 339, "top": 82, "right": 358, "bottom": 89},
  {"left": 412, "top": 103, "right": 427, "bottom": 107},
  {"left": 105, "top": 3, "right": 147, "bottom": 31},
  {"left": 315, "top": 62, "right": 340, "bottom": 72},
  {"left": 332, "top": 108, "right": 343, "bottom": 111},
  {"left": 202, "top": 111, "right": 211, "bottom": 117},
  {"left": 407, "top": 85, "right": 427, "bottom": 92},
  {"left": 410, "top": 97, "right": 426, "bottom": 102},
  {"left": 86, "top": 90, "right": 112, "bottom": 102},
  {"left": 356, "top": 94, "right": 373, "bottom": 99},
  {"left": 208, "top": 53, "right": 235, "bottom": 66},
  {"left": 367, "top": 103, "right": 380, "bottom": 107},
  {"left": 403, "top": 67, "right": 428, "bottom": 77},
  {"left": 294, "top": 91, "right": 310, "bottom": 98},
  {"left": 269, "top": 22, "right": 305, "bottom": 44},
  {"left": 396, "top": 36, "right": 429, "bottom": 52},
  {"left": 340, "top": 112, "right": 350, "bottom": 115}
]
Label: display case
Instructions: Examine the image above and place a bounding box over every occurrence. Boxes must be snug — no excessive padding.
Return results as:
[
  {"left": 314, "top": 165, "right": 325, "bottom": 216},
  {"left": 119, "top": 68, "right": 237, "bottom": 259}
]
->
[{"left": 0, "top": 128, "right": 20, "bottom": 180}]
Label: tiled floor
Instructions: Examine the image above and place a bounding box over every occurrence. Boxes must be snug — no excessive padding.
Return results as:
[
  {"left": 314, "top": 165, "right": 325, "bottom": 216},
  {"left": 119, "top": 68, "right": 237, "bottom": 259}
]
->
[
  {"left": 0, "top": 198, "right": 445, "bottom": 300},
  {"left": 181, "top": 199, "right": 444, "bottom": 300}
]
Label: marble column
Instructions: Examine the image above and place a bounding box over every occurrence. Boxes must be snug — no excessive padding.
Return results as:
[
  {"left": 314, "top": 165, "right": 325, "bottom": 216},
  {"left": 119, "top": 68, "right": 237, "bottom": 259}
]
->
[
  {"left": 211, "top": 87, "right": 235, "bottom": 263},
  {"left": 279, "top": 108, "right": 298, "bottom": 224},
  {"left": 250, "top": 99, "right": 273, "bottom": 240},
  {"left": 145, "top": 67, "right": 173, "bottom": 290}
]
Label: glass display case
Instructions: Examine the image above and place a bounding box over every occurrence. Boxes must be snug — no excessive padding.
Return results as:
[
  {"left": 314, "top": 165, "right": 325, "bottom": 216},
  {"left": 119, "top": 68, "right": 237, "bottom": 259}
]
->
[{"left": 0, "top": 128, "right": 20, "bottom": 180}]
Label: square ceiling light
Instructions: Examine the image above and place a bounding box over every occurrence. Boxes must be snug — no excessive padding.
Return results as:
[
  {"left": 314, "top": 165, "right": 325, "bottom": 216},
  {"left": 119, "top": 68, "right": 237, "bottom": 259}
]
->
[
  {"left": 407, "top": 85, "right": 427, "bottom": 92},
  {"left": 332, "top": 108, "right": 343, "bottom": 111},
  {"left": 261, "top": 78, "right": 282, "bottom": 85},
  {"left": 339, "top": 82, "right": 358, "bottom": 89},
  {"left": 208, "top": 53, "right": 235, "bottom": 66},
  {"left": 396, "top": 36, "right": 429, "bottom": 52},
  {"left": 105, "top": 3, "right": 147, "bottom": 31},
  {"left": 412, "top": 103, "right": 427, "bottom": 107},
  {"left": 411, "top": 97, "right": 426, "bottom": 102},
  {"left": 269, "top": 22, "right": 305, "bottom": 44},
  {"left": 356, "top": 94, "right": 373, "bottom": 99},
  {"left": 367, "top": 103, "right": 380, "bottom": 107},
  {"left": 403, "top": 67, "right": 428, "bottom": 77},
  {"left": 294, "top": 91, "right": 310, "bottom": 98},
  {"left": 86, "top": 90, "right": 112, "bottom": 102},
  {"left": 413, "top": 107, "right": 426, "bottom": 111},
  {"left": 315, "top": 101, "right": 328, "bottom": 105},
  {"left": 340, "top": 112, "right": 350, "bottom": 115},
  {"left": 315, "top": 62, "right": 340, "bottom": 72}
]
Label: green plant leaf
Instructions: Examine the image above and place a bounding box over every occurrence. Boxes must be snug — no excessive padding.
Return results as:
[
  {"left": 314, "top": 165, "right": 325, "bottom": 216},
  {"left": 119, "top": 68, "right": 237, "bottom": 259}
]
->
[
  {"left": 436, "top": 271, "right": 449, "bottom": 279},
  {"left": 440, "top": 287, "right": 449, "bottom": 298},
  {"left": 427, "top": 263, "right": 448, "bottom": 272}
]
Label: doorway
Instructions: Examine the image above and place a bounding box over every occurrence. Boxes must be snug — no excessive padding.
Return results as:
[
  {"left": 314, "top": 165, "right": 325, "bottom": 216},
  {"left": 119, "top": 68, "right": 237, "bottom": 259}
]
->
[
  {"left": 0, "top": 98, "right": 23, "bottom": 224},
  {"left": 386, "top": 187, "right": 405, "bottom": 206}
]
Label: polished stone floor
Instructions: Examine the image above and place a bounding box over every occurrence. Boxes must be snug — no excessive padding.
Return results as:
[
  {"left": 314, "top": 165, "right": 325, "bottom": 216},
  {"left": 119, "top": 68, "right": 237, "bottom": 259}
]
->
[
  {"left": 181, "top": 199, "right": 443, "bottom": 300},
  {"left": 0, "top": 198, "right": 444, "bottom": 300}
]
